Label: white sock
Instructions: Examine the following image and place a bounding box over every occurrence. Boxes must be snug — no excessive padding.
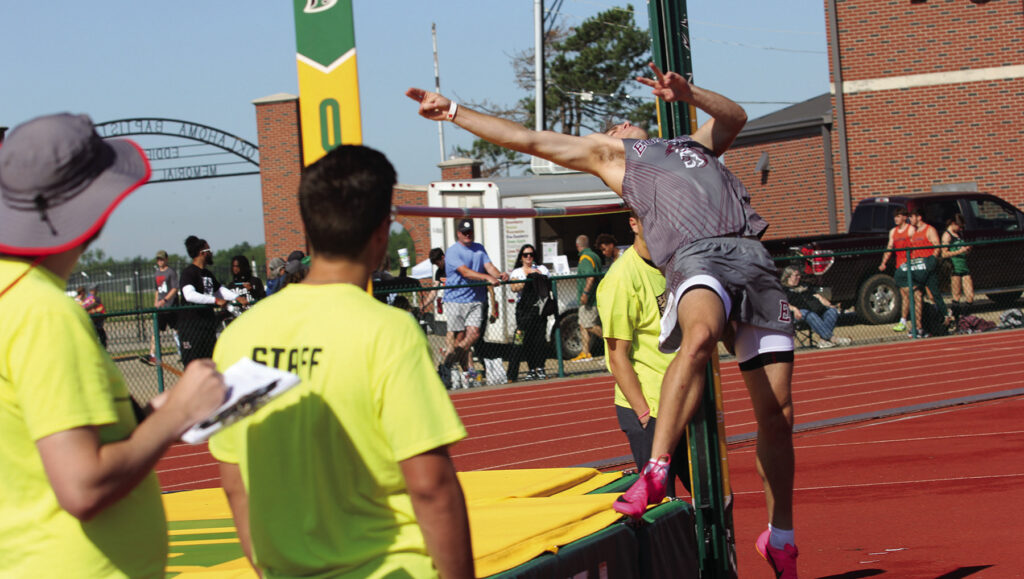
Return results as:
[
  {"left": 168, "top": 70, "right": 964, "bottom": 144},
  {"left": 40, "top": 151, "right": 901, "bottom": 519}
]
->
[
  {"left": 642, "top": 455, "right": 670, "bottom": 476},
  {"left": 768, "top": 523, "right": 795, "bottom": 549}
]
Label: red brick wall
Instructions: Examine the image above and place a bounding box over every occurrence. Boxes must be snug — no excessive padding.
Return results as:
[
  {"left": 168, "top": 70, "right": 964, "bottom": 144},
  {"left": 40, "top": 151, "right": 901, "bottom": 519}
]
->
[
  {"left": 834, "top": 0, "right": 1021, "bottom": 80},
  {"left": 840, "top": 81, "right": 1022, "bottom": 203},
  {"left": 729, "top": 135, "right": 834, "bottom": 239},
  {"left": 255, "top": 97, "right": 306, "bottom": 264},
  {"left": 828, "top": 0, "right": 1024, "bottom": 215}
]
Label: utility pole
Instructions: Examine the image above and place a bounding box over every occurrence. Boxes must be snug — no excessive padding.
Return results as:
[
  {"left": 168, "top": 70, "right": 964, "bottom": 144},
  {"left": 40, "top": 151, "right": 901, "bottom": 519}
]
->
[
  {"left": 534, "top": 0, "right": 545, "bottom": 131},
  {"left": 432, "top": 22, "right": 446, "bottom": 162}
]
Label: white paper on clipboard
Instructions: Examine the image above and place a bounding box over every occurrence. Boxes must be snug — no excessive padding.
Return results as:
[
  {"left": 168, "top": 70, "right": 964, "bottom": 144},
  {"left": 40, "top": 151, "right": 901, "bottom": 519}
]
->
[{"left": 181, "top": 358, "right": 301, "bottom": 444}]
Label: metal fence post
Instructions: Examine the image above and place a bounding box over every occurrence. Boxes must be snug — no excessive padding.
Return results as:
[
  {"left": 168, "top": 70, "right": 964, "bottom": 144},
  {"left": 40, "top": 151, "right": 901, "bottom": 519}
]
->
[
  {"left": 905, "top": 248, "right": 916, "bottom": 337},
  {"left": 133, "top": 268, "right": 144, "bottom": 342},
  {"left": 551, "top": 279, "right": 565, "bottom": 378},
  {"left": 152, "top": 310, "right": 164, "bottom": 393}
]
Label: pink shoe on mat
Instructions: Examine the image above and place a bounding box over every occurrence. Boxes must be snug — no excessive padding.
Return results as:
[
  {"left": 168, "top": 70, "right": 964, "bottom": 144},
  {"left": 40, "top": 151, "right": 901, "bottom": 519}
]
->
[
  {"left": 612, "top": 455, "right": 669, "bottom": 520},
  {"left": 756, "top": 528, "right": 799, "bottom": 578}
]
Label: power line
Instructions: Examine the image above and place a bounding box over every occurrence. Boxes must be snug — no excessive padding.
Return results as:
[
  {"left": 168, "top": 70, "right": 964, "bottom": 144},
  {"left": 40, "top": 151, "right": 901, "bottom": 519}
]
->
[{"left": 700, "top": 37, "right": 825, "bottom": 54}]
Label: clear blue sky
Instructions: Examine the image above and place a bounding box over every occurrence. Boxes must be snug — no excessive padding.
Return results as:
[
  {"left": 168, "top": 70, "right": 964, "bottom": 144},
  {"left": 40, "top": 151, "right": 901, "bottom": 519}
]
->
[{"left": 1, "top": 1, "right": 828, "bottom": 260}]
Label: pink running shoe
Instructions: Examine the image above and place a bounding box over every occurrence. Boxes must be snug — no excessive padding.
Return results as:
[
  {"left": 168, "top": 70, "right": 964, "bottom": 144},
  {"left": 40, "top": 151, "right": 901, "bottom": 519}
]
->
[
  {"left": 612, "top": 455, "right": 669, "bottom": 519},
  {"left": 755, "top": 528, "right": 799, "bottom": 578}
]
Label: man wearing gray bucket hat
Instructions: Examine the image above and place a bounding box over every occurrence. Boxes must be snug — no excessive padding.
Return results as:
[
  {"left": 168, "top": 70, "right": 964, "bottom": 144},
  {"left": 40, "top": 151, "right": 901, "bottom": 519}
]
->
[{"left": 0, "top": 113, "right": 227, "bottom": 577}]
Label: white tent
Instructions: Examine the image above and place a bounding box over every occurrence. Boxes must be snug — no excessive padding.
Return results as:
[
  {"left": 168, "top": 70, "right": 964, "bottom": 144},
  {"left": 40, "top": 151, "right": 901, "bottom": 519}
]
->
[{"left": 409, "top": 258, "right": 434, "bottom": 280}]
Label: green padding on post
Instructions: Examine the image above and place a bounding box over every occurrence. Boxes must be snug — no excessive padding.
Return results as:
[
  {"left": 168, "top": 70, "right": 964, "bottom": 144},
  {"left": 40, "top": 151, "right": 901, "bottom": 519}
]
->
[{"left": 638, "top": 499, "right": 700, "bottom": 578}]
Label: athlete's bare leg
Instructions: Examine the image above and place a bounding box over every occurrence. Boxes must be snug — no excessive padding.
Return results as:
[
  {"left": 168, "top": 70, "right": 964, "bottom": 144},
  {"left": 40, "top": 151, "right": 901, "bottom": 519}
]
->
[
  {"left": 742, "top": 360, "right": 795, "bottom": 530},
  {"left": 649, "top": 288, "right": 726, "bottom": 459}
]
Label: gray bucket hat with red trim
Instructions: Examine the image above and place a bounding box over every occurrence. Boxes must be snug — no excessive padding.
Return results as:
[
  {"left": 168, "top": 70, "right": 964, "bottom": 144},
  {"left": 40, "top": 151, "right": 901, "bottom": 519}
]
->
[{"left": 0, "top": 113, "right": 150, "bottom": 256}]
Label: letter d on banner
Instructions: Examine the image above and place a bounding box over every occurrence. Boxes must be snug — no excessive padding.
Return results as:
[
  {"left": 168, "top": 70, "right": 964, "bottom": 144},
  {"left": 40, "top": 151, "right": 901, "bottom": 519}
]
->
[{"left": 294, "top": 0, "right": 363, "bottom": 166}]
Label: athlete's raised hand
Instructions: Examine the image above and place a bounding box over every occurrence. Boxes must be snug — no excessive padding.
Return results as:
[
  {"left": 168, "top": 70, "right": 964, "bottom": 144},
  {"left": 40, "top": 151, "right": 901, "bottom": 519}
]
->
[
  {"left": 635, "top": 62, "right": 693, "bottom": 104},
  {"left": 406, "top": 88, "right": 453, "bottom": 122}
]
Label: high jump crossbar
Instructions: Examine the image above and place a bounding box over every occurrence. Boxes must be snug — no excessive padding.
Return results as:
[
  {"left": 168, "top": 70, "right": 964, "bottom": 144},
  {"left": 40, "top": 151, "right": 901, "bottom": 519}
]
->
[{"left": 393, "top": 203, "right": 629, "bottom": 220}]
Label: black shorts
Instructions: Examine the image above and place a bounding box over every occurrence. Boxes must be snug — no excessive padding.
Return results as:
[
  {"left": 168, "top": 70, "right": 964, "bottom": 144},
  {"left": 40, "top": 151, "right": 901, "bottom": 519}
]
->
[
  {"left": 157, "top": 309, "right": 177, "bottom": 331},
  {"left": 178, "top": 317, "right": 217, "bottom": 366}
]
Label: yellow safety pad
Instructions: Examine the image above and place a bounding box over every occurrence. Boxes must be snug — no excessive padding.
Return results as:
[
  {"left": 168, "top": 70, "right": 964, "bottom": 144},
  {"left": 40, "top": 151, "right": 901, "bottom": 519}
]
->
[
  {"left": 164, "top": 468, "right": 628, "bottom": 578},
  {"left": 457, "top": 468, "right": 620, "bottom": 504},
  {"left": 468, "top": 494, "right": 622, "bottom": 577}
]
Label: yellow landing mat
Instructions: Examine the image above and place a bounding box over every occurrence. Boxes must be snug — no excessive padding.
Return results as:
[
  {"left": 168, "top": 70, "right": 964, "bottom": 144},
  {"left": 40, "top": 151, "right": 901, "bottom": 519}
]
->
[{"left": 166, "top": 468, "right": 624, "bottom": 578}]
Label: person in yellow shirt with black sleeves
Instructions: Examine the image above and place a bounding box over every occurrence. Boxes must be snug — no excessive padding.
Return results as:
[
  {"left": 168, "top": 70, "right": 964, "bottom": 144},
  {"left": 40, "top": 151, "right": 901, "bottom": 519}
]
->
[{"left": 597, "top": 215, "right": 690, "bottom": 497}]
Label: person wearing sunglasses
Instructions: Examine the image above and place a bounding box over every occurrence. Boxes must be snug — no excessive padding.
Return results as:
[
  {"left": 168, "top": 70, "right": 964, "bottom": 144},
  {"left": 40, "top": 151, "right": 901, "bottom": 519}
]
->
[{"left": 506, "top": 244, "right": 552, "bottom": 381}]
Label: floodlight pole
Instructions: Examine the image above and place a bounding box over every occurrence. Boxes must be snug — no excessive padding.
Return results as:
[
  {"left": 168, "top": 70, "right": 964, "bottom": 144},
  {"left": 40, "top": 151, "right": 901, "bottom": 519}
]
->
[{"left": 432, "top": 23, "right": 446, "bottom": 162}]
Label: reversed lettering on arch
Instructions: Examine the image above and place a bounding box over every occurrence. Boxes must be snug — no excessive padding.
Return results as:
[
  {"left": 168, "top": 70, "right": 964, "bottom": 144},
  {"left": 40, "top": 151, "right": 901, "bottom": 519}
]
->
[{"left": 93, "top": 118, "right": 259, "bottom": 165}]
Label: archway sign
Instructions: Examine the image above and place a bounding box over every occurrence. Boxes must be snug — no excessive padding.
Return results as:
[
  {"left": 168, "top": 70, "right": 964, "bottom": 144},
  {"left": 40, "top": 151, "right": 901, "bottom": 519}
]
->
[{"left": 93, "top": 118, "right": 259, "bottom": 183}]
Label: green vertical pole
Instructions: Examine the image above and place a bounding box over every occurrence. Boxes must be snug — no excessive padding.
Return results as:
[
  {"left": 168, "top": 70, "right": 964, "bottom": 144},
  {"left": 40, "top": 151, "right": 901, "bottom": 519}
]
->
[
  {"left": 152, "top": 311, "right": 164, "bottom": 393},
  {"left": 648, "top": 1, "right": 736, "bottom": 577},
  {"left": 905, "top": 248, "right": 916, "bottom": 338},
  {"left": 552, "top": 280, "right": 565, "bottom": 378},
  {"left": 647, "top": 0, "right": 697, "bottom": 138}
]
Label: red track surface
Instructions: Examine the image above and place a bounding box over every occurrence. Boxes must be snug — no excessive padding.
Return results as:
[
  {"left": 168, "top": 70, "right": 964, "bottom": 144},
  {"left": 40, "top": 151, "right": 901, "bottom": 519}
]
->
[{"left": 157, "top": 329, "right": 1024, "bottom": 577}]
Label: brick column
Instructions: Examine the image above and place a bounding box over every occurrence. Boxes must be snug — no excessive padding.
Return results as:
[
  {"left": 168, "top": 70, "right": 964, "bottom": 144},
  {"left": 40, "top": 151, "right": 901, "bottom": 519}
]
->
[
  {"left": 253, "top": 93, "right": 306, "bottom": 266},
  {"left": 439, "top": 157, "right": 482, "bottom": 181},
  {"left": 394, "top": 185, "right": 430, "bottom": 265}
]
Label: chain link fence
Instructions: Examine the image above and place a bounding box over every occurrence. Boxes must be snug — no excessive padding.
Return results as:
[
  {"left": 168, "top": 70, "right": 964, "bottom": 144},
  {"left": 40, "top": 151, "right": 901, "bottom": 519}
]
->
[
  {"left": 66, "top": 257, "right": 266, "bottom": 313},
  {"left": 773, "top": 236, "right": 1024, "bottom": 348},
  {"left": 79, "top": 237, "right": 1023, "bottom": 397}
]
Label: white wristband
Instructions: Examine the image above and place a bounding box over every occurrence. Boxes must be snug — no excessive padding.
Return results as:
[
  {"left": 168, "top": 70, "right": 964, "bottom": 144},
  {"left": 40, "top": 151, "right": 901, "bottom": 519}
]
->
[{"left": 446, "top": 101, "right": 459, "bottom": 121}]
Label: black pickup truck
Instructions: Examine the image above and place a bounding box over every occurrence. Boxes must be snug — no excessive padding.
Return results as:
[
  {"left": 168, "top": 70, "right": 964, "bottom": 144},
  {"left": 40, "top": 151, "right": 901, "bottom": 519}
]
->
[{"left": 763, "top": 192, "right": 1024, "bottom": 324}]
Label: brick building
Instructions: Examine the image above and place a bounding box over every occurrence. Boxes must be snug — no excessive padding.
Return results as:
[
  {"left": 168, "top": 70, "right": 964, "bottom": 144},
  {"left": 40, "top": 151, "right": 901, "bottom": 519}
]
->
[{"left": 732, "top": 0, "right": 1022, "bottom": 239}]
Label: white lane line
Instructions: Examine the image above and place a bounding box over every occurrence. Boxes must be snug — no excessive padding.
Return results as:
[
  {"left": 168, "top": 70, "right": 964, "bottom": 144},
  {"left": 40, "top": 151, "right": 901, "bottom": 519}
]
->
[{"left": 731, "top": 472, "right": 1024, "bottom": 496}]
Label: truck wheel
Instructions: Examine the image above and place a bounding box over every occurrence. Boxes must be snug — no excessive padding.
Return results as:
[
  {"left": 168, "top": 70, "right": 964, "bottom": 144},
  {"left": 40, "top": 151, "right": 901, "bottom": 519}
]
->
[
  {"left": 857, "top": 274, "right": 901, "bottom": 325},
  {"left": 987, "top": 291, "right": 1022, "bottom": 309}
]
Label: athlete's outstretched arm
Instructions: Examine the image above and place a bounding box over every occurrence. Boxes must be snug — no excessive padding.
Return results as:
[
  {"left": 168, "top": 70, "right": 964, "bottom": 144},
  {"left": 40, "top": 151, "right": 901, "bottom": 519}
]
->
[
  {"left": 635, "top": 63, "right": 747, "bottom": 156},
  {"left": 406, "top": 88, "right": 626, "bottom": 194}
]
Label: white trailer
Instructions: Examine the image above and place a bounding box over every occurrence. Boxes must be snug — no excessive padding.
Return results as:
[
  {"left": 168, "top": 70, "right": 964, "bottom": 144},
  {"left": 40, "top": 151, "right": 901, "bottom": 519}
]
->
[{"left": 425, "top": 171, "right": 628, "bottom": 355}]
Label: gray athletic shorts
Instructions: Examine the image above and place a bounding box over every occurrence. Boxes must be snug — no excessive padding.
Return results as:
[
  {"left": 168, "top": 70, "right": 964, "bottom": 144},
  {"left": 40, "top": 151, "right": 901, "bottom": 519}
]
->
[
  {"left": 578, "top": 303, "right": 600, "bottom": 328},
  {"left": 660, "top": 237, "right": 794, "bottom": 361},
  {"left": 445, "top": 301, "right": 483, "bottom": 333}
]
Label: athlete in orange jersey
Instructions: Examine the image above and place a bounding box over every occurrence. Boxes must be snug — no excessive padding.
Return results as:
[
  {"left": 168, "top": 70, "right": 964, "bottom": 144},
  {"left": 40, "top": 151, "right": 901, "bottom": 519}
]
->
[{"left": 880, "top": 208, "right": 916, "bottom": 332}]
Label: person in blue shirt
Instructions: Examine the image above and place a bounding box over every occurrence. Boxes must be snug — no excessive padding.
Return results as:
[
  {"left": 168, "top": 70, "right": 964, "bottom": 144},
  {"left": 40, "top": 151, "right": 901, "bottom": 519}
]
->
[{"left": 442, "top": 219, "right": 508, "bottom": 387}]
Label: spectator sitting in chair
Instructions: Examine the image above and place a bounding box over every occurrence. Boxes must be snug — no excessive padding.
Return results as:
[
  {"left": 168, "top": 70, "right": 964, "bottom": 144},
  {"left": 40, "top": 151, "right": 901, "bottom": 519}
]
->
[{"left": 780, "top": 266, "right": 851, "bottom": 349}]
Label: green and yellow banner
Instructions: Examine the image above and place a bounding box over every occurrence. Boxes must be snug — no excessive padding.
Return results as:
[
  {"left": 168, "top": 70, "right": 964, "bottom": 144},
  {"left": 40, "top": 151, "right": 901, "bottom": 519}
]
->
[{"left": 294, "top": 0, "right": 363, "bottom": 166}]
